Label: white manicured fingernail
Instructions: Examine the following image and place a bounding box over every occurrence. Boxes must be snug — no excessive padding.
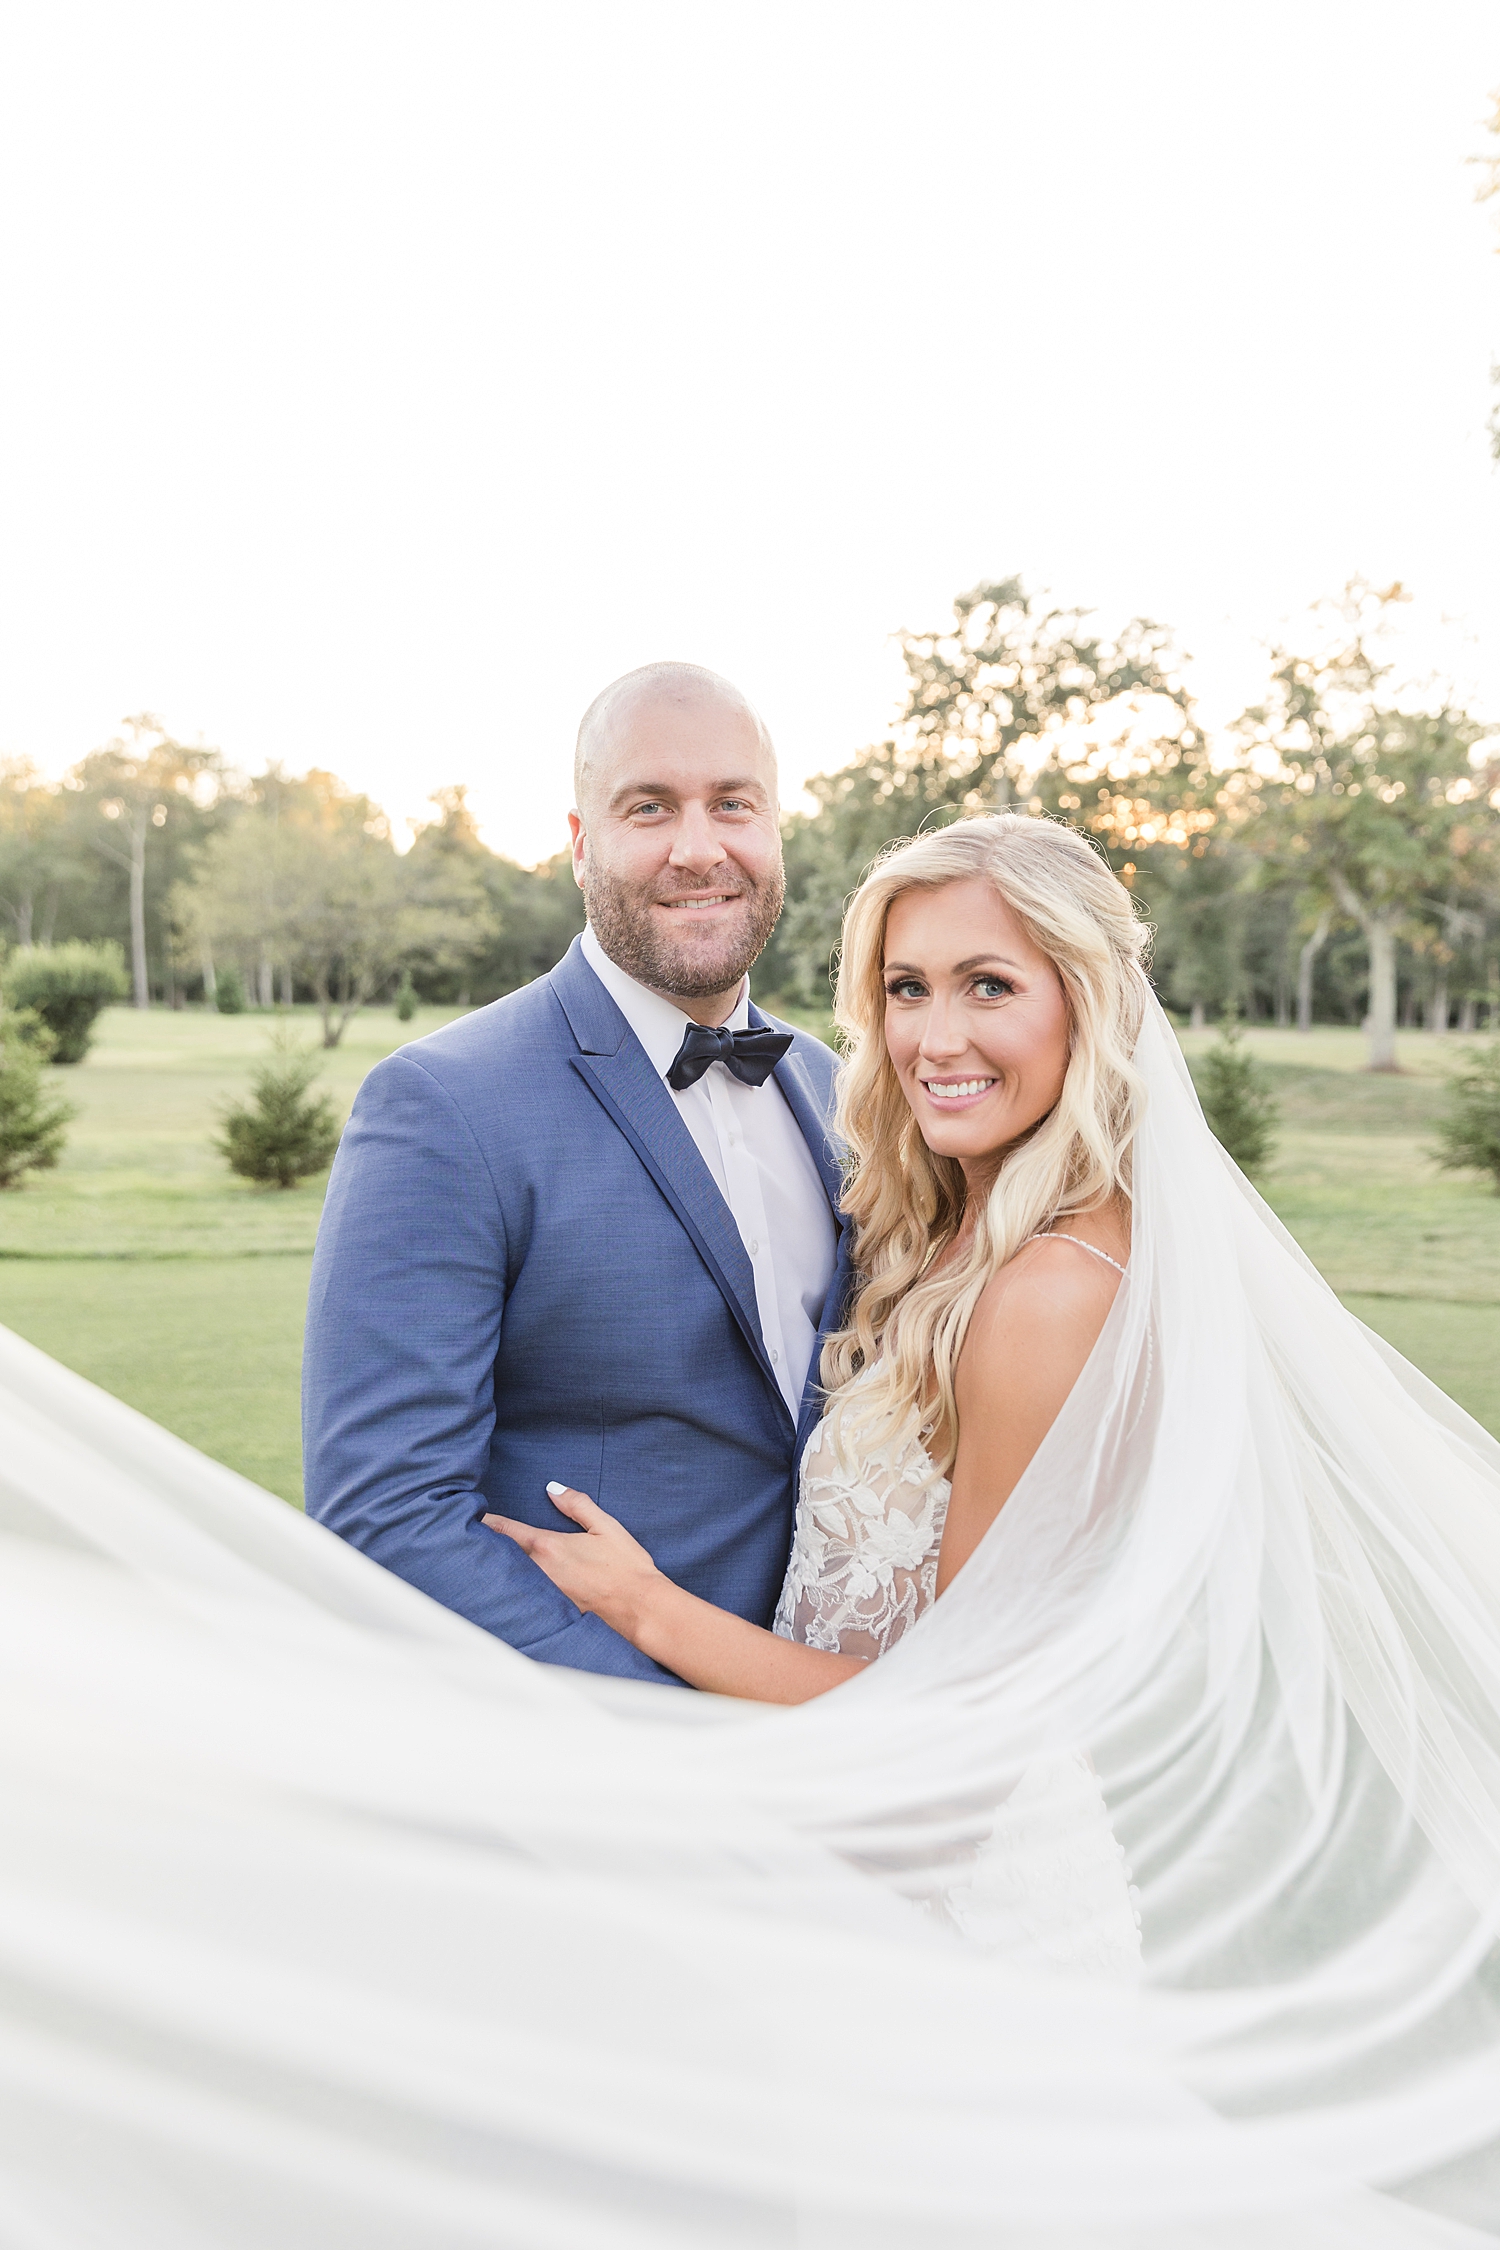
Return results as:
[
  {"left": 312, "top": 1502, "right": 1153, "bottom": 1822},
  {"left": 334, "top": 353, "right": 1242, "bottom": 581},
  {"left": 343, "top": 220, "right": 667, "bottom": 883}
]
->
[{"left": 546, "top": 1481, "right": 567, "bottom": 1496}]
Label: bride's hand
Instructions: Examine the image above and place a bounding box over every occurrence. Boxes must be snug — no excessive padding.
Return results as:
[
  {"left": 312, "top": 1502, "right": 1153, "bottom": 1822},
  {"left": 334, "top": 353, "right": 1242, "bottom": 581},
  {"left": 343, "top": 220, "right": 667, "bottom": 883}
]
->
[{"left": 482, "top": 1483, "right": 662, "bottom": 1640}]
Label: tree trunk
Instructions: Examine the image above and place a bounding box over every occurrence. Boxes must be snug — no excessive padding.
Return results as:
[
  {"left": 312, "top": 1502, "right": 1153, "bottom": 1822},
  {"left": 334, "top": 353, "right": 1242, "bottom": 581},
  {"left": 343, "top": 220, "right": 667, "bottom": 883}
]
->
[
  {"left": 315, "top": 971, "right": 339, "bottom": 1047},
  {"left": 1189, "top": 998, "right": 1205, "bottom": 1032},
  {"left": 1458, "top": 994, "right": 1477, "bottom": 1034},
  {"left": 39, "top": 884, "right": 58, "bottom": 947},
  {"left": 200, "top": 943, "right": 217, "bottom": 1003},
  {"left": 129, "top": 804, "right": 150, "bottom": 1008},
  {"left": 279, "top": 963, "right": 293, "bottom": 1008},
  {"left": 1365, "top": 915, "right": 1400, "bottom": 1071},
  {"left": 258, "top": 951, "right": 274, "bottom": 1008},
  {"left": 15, "top": 892, "right": 33, "bottom": 948},
  {"left": 1296, "top": 914, "right": 1330, "bottom": 1034},
  {"left": 1428, "top": 975, "right": 1449, "bottom": 1035}
]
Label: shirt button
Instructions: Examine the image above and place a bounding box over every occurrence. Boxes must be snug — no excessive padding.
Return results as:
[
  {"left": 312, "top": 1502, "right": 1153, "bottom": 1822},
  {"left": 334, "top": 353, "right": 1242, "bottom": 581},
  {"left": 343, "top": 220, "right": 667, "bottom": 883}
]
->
[
  {"left": 771, "top": 1349, "right": 780, "bottom": 1363},
  {"left": 749, "top": 1238, "right": 760, "bottom": 1256}
]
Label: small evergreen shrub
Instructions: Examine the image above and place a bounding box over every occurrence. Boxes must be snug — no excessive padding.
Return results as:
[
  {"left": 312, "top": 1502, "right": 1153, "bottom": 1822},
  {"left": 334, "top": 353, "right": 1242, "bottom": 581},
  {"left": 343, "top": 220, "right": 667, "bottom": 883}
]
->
[
  {"left": 395, "top": 971, "right": 417, "bottom": 1022},
  {"left": 1196, "top": 1022, "right": 1279, "bottom": 1173},
  {"left": 0, "top": 1010, "right": 75, "bottom": 1188},
  {"left": 3, "top": 942, "right": 129, "bottom": 1064},
  {"left": 214, "top": 964, "right": 247, "bottom": 1015},
  {"left": 216, "top": 1031, "right": 342, "bottom": 1190},
  {"left": 1434, "top": 1044, "right": 1500, "bottom": 1192}
]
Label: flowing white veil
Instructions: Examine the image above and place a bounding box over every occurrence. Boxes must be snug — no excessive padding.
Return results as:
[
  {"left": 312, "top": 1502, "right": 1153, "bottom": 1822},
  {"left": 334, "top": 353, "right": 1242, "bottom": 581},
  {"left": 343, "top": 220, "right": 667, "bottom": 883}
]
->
[{"left": 3, "top": 986, "right": 1500, "bottom": 2246}]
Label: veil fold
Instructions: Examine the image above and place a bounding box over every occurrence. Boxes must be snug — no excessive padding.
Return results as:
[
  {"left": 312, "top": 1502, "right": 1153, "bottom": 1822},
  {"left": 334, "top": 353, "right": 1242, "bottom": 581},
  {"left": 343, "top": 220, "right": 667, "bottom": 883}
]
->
[{"left": 3, "top": 990, "right": 1500, "bottom": 2243}]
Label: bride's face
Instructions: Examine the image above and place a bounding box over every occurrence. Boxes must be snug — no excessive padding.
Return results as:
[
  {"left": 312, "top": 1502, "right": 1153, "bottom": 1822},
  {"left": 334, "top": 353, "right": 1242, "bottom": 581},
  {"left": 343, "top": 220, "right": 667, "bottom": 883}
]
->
[{"left": 882, "top": 877, "right": 1071, "bottom": 1183}]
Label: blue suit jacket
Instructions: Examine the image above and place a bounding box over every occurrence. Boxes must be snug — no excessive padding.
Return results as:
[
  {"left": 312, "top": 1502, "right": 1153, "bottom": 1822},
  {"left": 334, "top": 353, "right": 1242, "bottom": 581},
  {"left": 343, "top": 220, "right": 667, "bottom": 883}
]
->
[{"left": 302, "top": 937, "right": 852, "bottom": 1684}]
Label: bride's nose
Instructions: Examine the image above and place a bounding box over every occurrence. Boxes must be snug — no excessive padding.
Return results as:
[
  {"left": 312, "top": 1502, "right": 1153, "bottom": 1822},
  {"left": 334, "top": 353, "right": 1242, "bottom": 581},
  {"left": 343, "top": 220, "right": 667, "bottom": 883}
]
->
[{"left": 917, "top": 993, "right": 969, "bottom": 1063}]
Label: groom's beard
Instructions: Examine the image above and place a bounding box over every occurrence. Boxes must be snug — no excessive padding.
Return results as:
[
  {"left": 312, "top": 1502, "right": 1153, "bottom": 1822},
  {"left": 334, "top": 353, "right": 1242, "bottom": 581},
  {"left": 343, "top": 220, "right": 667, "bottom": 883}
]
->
[{"left": 583, "top": 860, "right": 785, "bottom": 999}]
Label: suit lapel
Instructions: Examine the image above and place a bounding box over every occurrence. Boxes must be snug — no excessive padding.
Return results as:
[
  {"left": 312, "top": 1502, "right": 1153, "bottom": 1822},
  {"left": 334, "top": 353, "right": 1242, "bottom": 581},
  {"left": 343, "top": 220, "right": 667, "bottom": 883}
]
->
[{"left": 551, "top": 942, "right": 791, "bottom": 1428}]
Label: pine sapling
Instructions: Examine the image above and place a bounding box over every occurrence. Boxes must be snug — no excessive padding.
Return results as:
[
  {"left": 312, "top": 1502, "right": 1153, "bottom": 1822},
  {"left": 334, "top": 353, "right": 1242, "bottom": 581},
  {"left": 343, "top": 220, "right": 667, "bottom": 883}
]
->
[
  {"left": 1434, "top": 1044, "right": 1500, "bottom": 1192},
  {"left": 217, "top": 1030, "right": 342, "bottom": 1190},
  {"left": 1196, "top": 1021, "right": 1279, "bottom": 1173},
  {"left": 0, "top": 1010, "right": 75, "bottom": 1189},
  {"left": 214, "top": 964, "right": 247, "bottom": 1015}
]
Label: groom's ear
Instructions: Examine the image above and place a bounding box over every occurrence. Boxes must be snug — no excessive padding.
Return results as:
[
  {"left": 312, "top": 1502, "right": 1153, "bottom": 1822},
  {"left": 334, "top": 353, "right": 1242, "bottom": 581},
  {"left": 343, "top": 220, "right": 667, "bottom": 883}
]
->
[{"left": 568, "top": 809, "right": 587, "bottom": 890}]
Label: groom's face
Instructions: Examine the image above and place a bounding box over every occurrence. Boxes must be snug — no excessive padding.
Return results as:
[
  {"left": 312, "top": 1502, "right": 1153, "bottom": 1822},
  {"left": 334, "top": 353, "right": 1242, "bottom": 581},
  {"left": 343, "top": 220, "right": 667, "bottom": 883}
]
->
[{"left": 570, "top": 687, "right": 784, "bottom": 1013}]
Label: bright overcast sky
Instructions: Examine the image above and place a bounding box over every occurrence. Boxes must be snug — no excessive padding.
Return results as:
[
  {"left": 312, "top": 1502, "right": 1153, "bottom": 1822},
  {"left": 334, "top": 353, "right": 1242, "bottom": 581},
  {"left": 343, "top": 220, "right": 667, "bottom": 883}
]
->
[{"left": 1, "top": 3, "right": 1497, "bottom": 865}]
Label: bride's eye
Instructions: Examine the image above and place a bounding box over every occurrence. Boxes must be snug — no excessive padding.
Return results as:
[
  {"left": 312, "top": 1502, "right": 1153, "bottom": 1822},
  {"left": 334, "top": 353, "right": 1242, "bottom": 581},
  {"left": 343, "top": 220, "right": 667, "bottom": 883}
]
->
[
  {"left": 884, "top": 976, "right": 927, "bottom": 1001},
  {"left": 973, "top": 975, "right": 1015, "bottom": 1000}
]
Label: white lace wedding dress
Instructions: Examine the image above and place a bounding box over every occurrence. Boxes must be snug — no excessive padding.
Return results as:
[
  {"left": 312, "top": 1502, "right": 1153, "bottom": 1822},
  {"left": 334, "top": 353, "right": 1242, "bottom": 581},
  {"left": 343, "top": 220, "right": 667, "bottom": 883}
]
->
[{"left": 774, "top": 1378, "right": 1144, "bottom": 1984}]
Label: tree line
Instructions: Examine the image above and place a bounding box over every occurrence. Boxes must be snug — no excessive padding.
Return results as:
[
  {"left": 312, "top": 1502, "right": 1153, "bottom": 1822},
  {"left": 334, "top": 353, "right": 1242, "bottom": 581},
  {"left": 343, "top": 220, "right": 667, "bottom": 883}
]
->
[
  {"left": 0, "top": 722, "right": 584, "bottom": 1047},
  {"left": 2, "top": 577, "right": 1498, "bottom": 1065},
  {"left": 758, "top": 577, "right": 1500, "bottom": 1072}
]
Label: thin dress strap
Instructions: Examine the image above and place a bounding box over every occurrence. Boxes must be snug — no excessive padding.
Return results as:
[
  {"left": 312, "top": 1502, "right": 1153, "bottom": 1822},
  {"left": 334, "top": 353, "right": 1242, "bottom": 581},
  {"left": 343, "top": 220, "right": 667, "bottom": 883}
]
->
[{"left": 1026, "top": 1231, "right": 1128, "bottom": 1279}]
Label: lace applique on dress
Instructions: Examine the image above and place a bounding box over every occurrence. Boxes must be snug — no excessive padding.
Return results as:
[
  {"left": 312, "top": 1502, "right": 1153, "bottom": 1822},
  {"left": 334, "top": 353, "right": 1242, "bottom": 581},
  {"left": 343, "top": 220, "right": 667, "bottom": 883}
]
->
[
  {"left": 773, "top": 1382, "right": 1143, "bottom": 1984},
  {"left": 771, "top": 1407, "right": 951, "bottom": 1664}
]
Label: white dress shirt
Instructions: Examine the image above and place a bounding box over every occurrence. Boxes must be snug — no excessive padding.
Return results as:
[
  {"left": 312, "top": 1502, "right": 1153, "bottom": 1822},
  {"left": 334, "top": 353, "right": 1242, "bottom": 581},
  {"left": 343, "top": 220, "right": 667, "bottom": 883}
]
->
[{"left": 581, "top": 924, "right": 838, "bottom": 1416}]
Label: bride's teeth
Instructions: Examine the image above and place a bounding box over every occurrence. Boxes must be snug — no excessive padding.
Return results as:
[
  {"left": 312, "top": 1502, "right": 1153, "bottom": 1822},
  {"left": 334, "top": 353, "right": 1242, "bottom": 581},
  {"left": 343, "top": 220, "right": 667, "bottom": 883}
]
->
[{"left": 929, "top": 1079, "right": 993, "bottom": 1099}]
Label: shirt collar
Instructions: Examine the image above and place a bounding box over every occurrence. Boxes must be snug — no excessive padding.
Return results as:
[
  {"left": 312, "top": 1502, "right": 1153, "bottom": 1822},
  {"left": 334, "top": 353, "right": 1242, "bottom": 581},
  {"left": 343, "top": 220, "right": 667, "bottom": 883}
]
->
[{"left": 581, "top": 922, "right": 750, "bottom": 1082}]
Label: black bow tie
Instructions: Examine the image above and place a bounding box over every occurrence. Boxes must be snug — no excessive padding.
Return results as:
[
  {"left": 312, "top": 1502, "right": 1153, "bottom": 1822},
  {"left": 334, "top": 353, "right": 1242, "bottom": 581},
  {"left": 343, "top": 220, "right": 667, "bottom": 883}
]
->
[{"left": 667, "top": 1020, "right": 794, "bottom": 1092}]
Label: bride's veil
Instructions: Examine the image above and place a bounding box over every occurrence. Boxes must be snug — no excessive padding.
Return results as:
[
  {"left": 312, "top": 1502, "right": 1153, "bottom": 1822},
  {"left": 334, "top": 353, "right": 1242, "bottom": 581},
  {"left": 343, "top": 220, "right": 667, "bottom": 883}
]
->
[{"left": 3, "top": 985, "right": 1500, "bottom": 2245}]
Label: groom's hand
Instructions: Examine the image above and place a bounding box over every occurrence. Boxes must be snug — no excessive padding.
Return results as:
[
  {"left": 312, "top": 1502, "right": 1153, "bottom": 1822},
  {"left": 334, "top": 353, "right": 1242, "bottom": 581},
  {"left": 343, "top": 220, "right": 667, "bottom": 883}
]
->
[{"left": 482, "top": 1484, "right": 663, "bottom": 1642}]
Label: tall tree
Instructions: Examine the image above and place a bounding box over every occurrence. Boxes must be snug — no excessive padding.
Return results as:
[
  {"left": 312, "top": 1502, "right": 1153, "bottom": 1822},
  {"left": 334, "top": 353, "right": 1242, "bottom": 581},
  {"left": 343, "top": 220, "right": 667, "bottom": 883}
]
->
[
  {"left": 1234, "top": 589, "right": 1493, "bottom": 1069},
  {"left": 71, "top": 717, "right": 221, "bottom": 1007},
  {"left": 403, "top": 786, "right": 579, "bottom": 1003},
  {"left": 180, "top": 770, "right": 487, "bottom": 1045},
  {"left": 0, "top": 762, "right": 79, "bottom": 947},
  {"left": 760, "top": 576, "right": 1196, "bottom": 1005}
]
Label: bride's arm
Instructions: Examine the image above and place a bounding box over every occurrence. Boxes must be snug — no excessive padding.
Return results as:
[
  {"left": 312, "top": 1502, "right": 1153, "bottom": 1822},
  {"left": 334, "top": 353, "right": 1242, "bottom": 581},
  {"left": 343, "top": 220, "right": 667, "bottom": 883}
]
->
[{"left": 482, "top": 1489, "right": 866, "bottom": 1703}]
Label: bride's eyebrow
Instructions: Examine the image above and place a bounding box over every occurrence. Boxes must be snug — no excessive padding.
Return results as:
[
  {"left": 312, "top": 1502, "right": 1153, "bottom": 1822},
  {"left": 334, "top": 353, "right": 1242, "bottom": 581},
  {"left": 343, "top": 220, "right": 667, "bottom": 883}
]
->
[{"left": 882, "top": 955, "right": 1022, "bottom": 976}]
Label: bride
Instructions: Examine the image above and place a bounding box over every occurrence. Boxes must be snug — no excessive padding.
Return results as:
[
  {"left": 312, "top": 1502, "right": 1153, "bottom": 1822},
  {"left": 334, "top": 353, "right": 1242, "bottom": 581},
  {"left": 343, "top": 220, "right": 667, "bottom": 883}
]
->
[
  {"left": 7, "top": 812, "right": 1500, "bottom": 2244},
  {"left": 484, "top": 814, "right": 1140, "bottom": 1706}
]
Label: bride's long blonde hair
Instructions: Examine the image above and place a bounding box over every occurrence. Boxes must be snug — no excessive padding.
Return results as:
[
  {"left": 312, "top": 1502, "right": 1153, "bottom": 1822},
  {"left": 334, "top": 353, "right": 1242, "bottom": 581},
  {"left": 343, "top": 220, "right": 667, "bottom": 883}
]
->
[{"left": 821, "top": 815, "right": 1149, "bottom": 1471}]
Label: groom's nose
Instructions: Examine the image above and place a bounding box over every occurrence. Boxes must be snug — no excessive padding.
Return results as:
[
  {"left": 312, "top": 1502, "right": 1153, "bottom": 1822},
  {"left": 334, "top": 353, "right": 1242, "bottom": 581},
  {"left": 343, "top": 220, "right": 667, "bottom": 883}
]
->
[{"left": 667, "top": 799, "right": 730, "bottom": 875}]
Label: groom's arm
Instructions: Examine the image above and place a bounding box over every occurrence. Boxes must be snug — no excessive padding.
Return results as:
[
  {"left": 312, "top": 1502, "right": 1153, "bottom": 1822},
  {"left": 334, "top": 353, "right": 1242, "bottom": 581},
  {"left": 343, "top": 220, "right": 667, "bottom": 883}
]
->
[{"left": 301, "top": 1049, "right": 676, "bottom": 1680}]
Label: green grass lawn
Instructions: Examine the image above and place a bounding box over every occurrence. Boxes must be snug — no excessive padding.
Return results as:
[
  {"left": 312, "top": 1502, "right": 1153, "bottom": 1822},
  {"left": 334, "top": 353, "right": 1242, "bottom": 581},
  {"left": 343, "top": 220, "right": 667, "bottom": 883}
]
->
[
  {"left": 0, "top": 1005, "right": 462, "bottom": 1504},
  {"left": 1177, "top": 1024, "right": 1500, "bottom": 1439},
  {"left": 2, "top": 1005, "right": 1498, "bottom": 1505}
]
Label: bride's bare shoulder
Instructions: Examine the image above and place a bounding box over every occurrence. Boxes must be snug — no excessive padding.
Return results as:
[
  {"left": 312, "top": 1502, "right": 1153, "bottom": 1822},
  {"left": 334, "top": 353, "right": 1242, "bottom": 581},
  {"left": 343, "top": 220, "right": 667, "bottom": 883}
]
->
[{"left": 960, "top": 1210, "right": 1129, "bottom": 1394}]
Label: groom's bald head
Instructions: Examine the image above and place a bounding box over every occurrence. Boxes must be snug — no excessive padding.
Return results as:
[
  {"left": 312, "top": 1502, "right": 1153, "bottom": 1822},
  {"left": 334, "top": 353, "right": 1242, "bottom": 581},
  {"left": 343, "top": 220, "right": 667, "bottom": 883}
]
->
[{"left": 572, "top": 661, "right": 777, "bottom": 821}]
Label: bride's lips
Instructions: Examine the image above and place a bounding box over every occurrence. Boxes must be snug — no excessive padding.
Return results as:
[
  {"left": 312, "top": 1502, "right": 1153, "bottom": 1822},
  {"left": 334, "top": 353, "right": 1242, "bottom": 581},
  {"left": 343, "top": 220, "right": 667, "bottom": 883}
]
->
[{"left": 918, "top": 1075, "right": 998, "bottom": 1112}]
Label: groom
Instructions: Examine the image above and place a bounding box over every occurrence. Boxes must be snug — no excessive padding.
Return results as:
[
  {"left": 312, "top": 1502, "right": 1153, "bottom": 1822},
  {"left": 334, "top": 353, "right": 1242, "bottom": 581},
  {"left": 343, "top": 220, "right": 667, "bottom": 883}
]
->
[{"left": 302, "top": 662, "right": 848, "bottom": 1684}]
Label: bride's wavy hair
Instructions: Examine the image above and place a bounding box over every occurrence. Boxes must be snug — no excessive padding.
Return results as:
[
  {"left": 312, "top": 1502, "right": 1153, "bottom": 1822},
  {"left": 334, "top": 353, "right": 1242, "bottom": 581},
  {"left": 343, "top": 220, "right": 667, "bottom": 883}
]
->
[{"left": 821, "top": 814, "right": 1149, "bottom": 1472}]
